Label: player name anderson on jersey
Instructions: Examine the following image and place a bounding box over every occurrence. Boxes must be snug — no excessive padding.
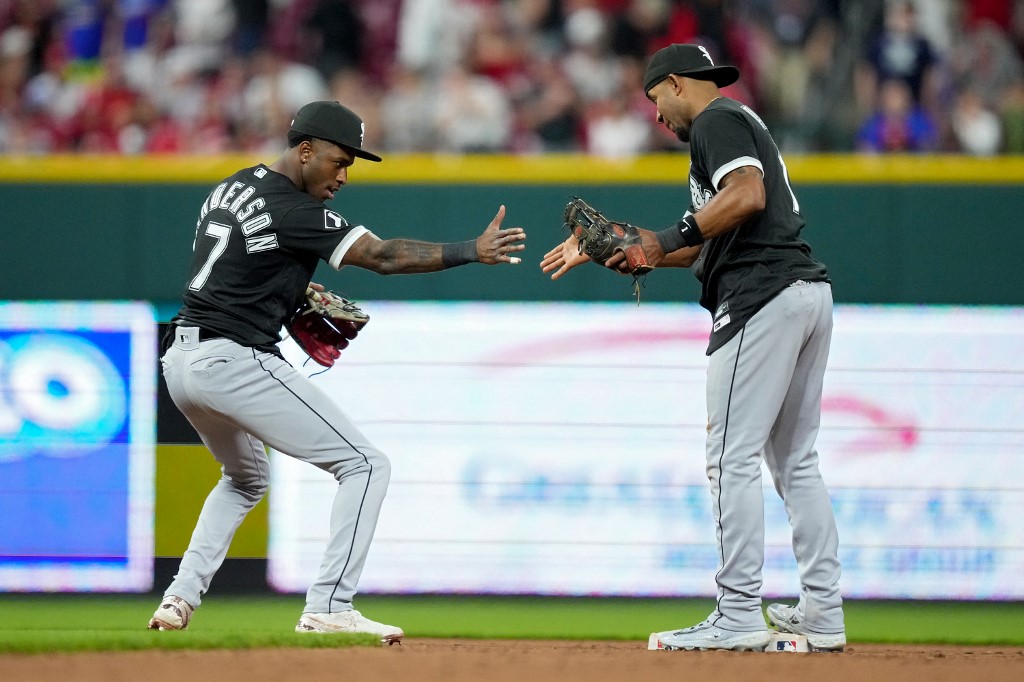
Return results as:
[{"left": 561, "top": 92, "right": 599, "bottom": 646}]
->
[
  {"left": 176, "top": 164, "right": 367, "bottom": 350},
  {"left": 195, "top": 166, "right": 279, "bottom": 255}
]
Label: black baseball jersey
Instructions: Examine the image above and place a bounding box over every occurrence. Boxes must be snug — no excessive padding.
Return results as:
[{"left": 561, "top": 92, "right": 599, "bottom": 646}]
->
[
  {"left": 170, "top": 164, "right": 369, "bottom": 349},
  {"left": 687, "top": 97, "right": 829, "bottom": 355}
]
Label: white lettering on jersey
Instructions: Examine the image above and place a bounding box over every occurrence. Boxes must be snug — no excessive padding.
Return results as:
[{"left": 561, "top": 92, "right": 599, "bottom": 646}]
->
[
  {"left": 324, "top": 209, "right": 344, "bottom": 230},
  {"left": 189, "top": 222, "right": 232, "bottom": 290},
  {"left": 245, "top": 234, "right": 279, "bottom": 253},
  {"left": 195, "top": 171, "right": 313, "bottom": 258},
  {"left": 236, "top": 196, "right": 265, "bottom": 222},
  {"left": 229, "top": 186, "right": 255, "bottom": 214},
  {"left": 219, "top": 182, "right": 245, "bottom": 209},
  {"left": 736, "top": 105, "right": 801, "bottom": 214},
  {"left": 241, "top": 212, "right": 272, "bottom": 236},
  {"left": 208, "top": 182, "right": 228, "bottom": 212},
  {"left": 741, "top": 104, "right": 769, "bottom": 132},
  {"left": 689, "top": 175, "right": 713, "bottom": 211}
]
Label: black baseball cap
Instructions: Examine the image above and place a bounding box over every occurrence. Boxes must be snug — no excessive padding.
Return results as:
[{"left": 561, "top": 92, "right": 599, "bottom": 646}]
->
[
  {"left": 643, "top": 44, "right": 740, "bottom": 94},
  {"left": 289, "top": 100, "right": 382, "bottom": 162}
]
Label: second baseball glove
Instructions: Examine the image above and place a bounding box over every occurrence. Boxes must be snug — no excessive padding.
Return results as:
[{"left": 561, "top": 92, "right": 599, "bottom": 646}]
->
[
  {"left": 563, "top": 196, "right": 653, "bottom": 275},
  {"left": 287, "top": 287, "right": 370, "bottom": 368}
]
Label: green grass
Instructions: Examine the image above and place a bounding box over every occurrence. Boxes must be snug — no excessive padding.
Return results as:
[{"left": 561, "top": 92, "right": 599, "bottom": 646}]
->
[
  {"left": 0, "top": 594, "right": 377, "bottom": 653},
  {"left": 1, "top": 594, "right": 1023, "bottom": 653},
  {"left": 362, "top": 595, "right": 1024, "bottom": 645}
]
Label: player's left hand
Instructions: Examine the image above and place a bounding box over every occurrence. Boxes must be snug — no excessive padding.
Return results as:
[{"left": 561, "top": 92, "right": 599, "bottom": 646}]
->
[
  {"left": 476, "top": 205, "right": 526, "bottom": 265},
  {"left": 540, "top": 234, "right": 590, "bottom": 280}
]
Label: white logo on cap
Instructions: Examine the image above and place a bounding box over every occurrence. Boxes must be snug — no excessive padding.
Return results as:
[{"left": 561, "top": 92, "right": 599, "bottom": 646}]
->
[
  {"left": 698, "top": 46, "right": 714, "bottom": 64},
  {"left": 359, "top": 122, "right": 365, "bottom": 145}
]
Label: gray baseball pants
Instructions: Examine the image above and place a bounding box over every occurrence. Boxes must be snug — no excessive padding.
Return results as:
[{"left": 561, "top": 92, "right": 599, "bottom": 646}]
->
[
  {"left": 705, "top": 281, "right": 844, "bottom": 633},
  {"left": 159, "top": 328, "right": 390, "bottom": 614}
]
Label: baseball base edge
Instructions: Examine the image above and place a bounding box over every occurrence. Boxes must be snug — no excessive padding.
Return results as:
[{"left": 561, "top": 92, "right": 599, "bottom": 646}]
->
[{"left": 766, "top": 632, "right": 810, "bottom": 652}]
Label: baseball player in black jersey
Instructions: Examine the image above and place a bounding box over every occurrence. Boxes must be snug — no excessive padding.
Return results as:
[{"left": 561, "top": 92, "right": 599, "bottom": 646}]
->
[
  {"left": 147, "top": 100, "right": 526, "bottom": 641},
  {"left": 542, "top": 44, "right": 845, "bottom": 652}
]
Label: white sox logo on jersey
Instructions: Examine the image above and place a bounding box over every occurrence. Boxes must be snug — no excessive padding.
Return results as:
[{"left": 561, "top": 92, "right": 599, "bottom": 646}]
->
[
  {"left": 324, "top": 209, "right": 344, "bottom": 230},
  {"left": 689, "top": 175, "right": 713, "bottom": 211}
]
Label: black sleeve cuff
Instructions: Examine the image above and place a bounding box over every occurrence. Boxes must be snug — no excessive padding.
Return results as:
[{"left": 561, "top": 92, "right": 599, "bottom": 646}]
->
[
  {"left": 441, "top": 240, "right": 479, "bottom": 269},
  {"left": 656, "top": 214, "right": 704, "bottom": 253}
]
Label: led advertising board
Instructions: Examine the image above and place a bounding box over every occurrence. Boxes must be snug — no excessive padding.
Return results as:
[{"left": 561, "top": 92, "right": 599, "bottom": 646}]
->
[
  {"left": 0, "top": 302, "right": 156, "bottom": 592},
  {"left": 268, "top": 302, "right": 1024, "bottom": 599}
]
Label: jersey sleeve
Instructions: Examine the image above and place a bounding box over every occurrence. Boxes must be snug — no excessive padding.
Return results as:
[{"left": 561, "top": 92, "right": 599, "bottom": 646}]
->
[
  {"left": 276, "top": 202, "right": 373, "bottom": 270},
  {"left": 692, "top": 108, "right": 763, "bottom": 191}
]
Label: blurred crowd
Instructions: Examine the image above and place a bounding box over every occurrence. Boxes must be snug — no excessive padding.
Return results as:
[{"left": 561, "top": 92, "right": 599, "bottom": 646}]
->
[{"left": 1, "top": 0, "right": 1023, "bottom": 157}]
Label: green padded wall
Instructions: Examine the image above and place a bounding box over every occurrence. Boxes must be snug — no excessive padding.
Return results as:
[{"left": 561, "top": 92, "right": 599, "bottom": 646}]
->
[{"left": 3, "top": 180, "right": 1023, "bottom": 307}]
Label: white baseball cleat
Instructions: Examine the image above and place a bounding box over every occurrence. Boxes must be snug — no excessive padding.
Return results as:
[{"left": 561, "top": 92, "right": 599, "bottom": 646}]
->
[
  {"left": 296, "top": 610, "right": 404, "bottom": 644},
  {"left": 656, "top": 618, "right": 771, "bottom": 652},
  {"left": 766, "top": 603, "right": 846, "bottom": 652},
  {"left": 147, "top": 595, "right": 195, "bottom": 631}
]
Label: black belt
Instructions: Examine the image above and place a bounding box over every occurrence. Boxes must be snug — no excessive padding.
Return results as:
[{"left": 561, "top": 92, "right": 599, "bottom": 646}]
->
[
  {"left": 161, "top": 326, "right": 283, "bottom": 360},
  {"left": 172, "top": 325, "right": 223, "bottom": 342},
  {"left": 161, "top": 324, "right": 224, "bottom": 353}
]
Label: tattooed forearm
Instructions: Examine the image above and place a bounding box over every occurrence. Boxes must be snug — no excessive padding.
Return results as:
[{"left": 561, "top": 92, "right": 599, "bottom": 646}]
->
[{"left": 375, "top": 239, "right": 444, "bottom": 274}]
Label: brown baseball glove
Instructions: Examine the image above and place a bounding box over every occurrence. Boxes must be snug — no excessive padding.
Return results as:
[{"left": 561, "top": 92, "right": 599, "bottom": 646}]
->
[{"left": 563, "top": 196, "right": 653, "bottom": 275}]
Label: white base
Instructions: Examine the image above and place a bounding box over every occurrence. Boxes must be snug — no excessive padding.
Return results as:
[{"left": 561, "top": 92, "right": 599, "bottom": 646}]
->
[
  {"left": 766, "top": 632, "right": 809, "bottom": 652},
  {"left": 647, "top": 631, "right": 809, "bottom": 652}
]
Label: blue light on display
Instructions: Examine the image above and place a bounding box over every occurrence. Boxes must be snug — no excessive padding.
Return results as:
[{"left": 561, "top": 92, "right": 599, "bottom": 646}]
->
[
  {"left": 0, "top": 302, "right": 155, "bottom": 592},
  {"left": 0, "top": 332, "right": 129, "bottom": 460}
]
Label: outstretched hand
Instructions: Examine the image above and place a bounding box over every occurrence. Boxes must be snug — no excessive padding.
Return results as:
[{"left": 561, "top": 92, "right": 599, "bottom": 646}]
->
[
  {"left": 477, "top": 205, "right": 526, "bottom": 265},
  {"left": 540, "top": 234, "right": 590, "bottom": 280}
]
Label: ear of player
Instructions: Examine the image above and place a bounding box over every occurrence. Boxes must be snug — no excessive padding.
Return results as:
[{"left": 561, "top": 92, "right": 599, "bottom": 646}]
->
[{"left": 286, "top": 287, "right": 370, "bottom": 368}]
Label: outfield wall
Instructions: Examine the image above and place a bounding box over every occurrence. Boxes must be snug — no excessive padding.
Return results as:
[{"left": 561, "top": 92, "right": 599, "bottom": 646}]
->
[
  {"left": 2, "top": 154, "right": 1023, "bottom": 307},
  {"left": 2, "top": 154, "right": 1022, "bottom": 595}
]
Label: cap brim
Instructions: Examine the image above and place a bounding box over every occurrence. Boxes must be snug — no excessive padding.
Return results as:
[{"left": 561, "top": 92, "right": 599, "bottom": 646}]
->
[
  {"left": 644, "top": 64, "right": 740, "bottom": 93},
  {"left": 688, "top": 65, "right": 740, "bottom": 88},
  {"left": 339, "top": 144, "right": 382, "bottom": 163},
  {"left": 347, "top": 147, "right": 382, "bottom": 163},
  {"left": 294, "top": 130, "right": 383, "bottom": 163}
]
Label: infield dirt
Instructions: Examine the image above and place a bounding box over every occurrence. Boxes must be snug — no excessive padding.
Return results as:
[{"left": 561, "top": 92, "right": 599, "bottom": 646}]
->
[{"left": 3, "top": 640, "right": 1024, "bottom": 681}]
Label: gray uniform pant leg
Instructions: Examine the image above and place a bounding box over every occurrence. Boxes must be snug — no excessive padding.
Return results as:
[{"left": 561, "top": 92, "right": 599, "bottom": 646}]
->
[
  {"left": 160, "top": 332, "right": 390, "bottom": 614},
  {"left": 705, "top": 282, "right": 843, "bottom": 632}
]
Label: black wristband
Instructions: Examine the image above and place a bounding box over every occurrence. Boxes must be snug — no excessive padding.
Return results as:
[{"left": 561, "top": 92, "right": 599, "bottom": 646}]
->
[
  {"left": 656, "top": 214, "right": 704, "bottom": 253},
  {"left": 441, "top": 240, "right": 479, "bottom": 269}
]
